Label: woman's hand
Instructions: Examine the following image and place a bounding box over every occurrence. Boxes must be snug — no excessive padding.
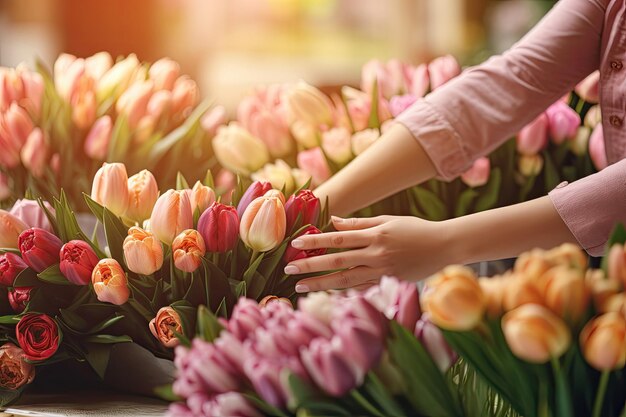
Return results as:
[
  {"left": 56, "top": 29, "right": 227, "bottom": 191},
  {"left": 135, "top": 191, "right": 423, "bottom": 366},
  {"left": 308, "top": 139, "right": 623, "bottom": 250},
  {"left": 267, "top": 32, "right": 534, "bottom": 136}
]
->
[{"left": 285, "top": 215, "right": 458, "bottom": 293}]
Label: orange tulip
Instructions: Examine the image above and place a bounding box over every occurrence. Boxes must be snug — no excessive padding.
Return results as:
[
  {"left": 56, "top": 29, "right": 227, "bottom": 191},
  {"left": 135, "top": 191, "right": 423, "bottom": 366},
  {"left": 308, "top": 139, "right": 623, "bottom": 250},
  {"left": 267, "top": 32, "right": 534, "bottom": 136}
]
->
[
  {"left": 422, "top": 265, "right": 485, "bottom": 330},
  {"left": 502, "top": 304, "right": 571, "bottom": 364},
  {"left": 149, "top": 306, "right": 183, "bottom": 348},
  {"left": 586, "top": 269, "right": 621, "bottom": 312},
  {"left": 172, "top": 229, "right": 205, "bottom": 273},
  {"left": 190, "top": 181, "right": 216, "bottom": 215},
  {"left": 540, "top": 266, "right": 589, "bottom": 324},
  {"left": 127, "top": 170, "right": 159, "bottom": 223},
  {"left": 478, "top": 276, "right": 507, "bottom": 319},
  {"left": 259, "top": 295, "right": 292, "bottom": 308},
  {"left": 239, "top": 193, "right": 286, "bottom": 252},
  {"left": 502, "top": 274, "right": 544, "bottom": 312},
  {"left": 605, "top": 293, "right": 626, "bottom": 317},
  {"left": 0, "top": 210, "right": 28, "bottom": 249},
  {"left": 123, "top": 226, "right": 163, "bottom": 275},
  {"left": 91, "top": 259, "right": 130, "bottom": 305},
  {"left": 608, "top": 244, "right": 626, "bottom": 289},
  {"left": 149, "top": 190, "right": 193, "bottom": 245},
  {"left": 514, "top": 249, "right": 552, "bottom": 282},
  {"left": 580, "top": 312, "right": 626, "bottom": 370},
  {"left": 544, "top": 243, "right": 587, "bottom": 271},
  {"left": 91, "top": 162, "right": 130, "bottom": 218}
]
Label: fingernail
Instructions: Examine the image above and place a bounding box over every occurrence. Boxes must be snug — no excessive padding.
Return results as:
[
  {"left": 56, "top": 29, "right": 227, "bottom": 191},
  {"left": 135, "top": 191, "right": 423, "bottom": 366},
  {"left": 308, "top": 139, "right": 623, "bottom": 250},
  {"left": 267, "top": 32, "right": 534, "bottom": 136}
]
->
[
  {"left": 291, "top": 239, "right": 304, "bottom": 249},
  {"left": 284, "top": 265, "right": 300, "bottom": 275},
  {"left": 295, "top": 284, "right": 310, "bottom": 293},
  {"left": 331, "top": 216, "right": 343, "bottom": 223}
]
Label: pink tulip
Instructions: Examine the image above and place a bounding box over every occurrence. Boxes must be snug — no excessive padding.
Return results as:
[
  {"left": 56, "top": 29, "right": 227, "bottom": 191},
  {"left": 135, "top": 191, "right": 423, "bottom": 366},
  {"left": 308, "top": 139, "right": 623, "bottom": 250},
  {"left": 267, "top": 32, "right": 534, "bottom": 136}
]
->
[
  {"left": 84, "top": 116, "right": 113, "bottom": 160},
  {"left": 389, "top": 94, "right": 418, "bottom": 117},
  {"left": 0, "top": 210, "right": 29, "bottom": 249},
  {"left": 414, "top": 315, "right": 458, "bottom": 371},
  {"left": 546, "top": 101, "right": 581, "bottom": 144},
  {"left": 408, "top": 63, "right": 429, "bottom": 97},
  {"left": 0, "top": 103, "right": 34, "bottom": 168},
  {"left": 116, "top": 80, "right": 154, "bottom": 129},
  {"left": 243, "top": 355, "right": 294, "bottom": 408},
  {"left": 428, "top": 55, "right": 461, "bottom": 90},
  {"left": 589, "top": 124, "right": 607, "bottom": 170},
  {"left": 332, "top": 315, "right": 385, "bottom": 372},
  {"left": 516, "top": 113, "right": 549, "bottom": 156},
  {"left": 342, "top": 86, "right": 372, "bottom": 132},
  {"left": 10, "top": 199, "right": 54, "bottom": 232},
  {"left": 53, "top": 54, "right": 84, "bottom": 103},
  {"left": 204, "top": 393, "right": 262, "bottom": 417},
  {"left": 0, "top": 65, "right": 43, "bottom": 118},
  {"left": 321, "top": 127, "right": 352, "bottom": 165},
  {"left": 146, "top": 90, "right": 173, "bottom": 121},
  {"left": 149, "top": 190, "right": 193, "bottom": 245},
  {"left": 149, "top": 58, "right": 180, "bottom": 91},
  {"left": 91, "top": 258, "right": 130, "bottom": 305},
  {"left": 365, "top": 276, "right": 421, "bottom": 331},
  {"left": 237, "top": 181, "right": 273, "bottom": 218},
  {"left": 224, "top": 298, "right": 265, "bottom": 341},
  {"left": 8, "top": 287, "right": 33, "bottom": 313},
  {"left": 18, "top": 228, "right": 63, "bottom": 273},
  {"left": 21, "top": 128, "right": 48, "bottom": 178},
  {"left": 575, "top": 71, "right": 600, "bottom": 103},
  {"left": 460, "top": 157, "right": 491, "bottom": 188},
  {"left": 171, "top": 76, "right": 199, "bottom": 121},
  {"left": 0, "top": 253, "right": 28, "bottom": 286},
  {"left": 127, "top": 169, "right": 159, "bottom": 223},
  {"left": 200, "top": 105, "right": 227, "bottom": 137},
  {"left": 197, "top": 202, "right": 239, "bottom": 253},
  {"left": 91, "top": 162, "right": 130, "bottom": 217},
  {"left": 71, "top": 88, "right": 97, "bottom": 130},
  {"left": 297, "top": 147, "right": 332, "bottom": 187},
  {"left": 59, "top": 240, "right": 100, "bottom": 285},
  {"left": 351, "top": 128, "right": 380, "bottom": 156}
]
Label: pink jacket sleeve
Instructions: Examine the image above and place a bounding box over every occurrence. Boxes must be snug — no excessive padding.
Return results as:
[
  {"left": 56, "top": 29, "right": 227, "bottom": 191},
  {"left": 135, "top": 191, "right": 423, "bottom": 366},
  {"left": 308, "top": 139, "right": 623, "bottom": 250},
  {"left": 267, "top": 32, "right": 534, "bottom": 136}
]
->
[{"left": 396, "top": 0, "right": 605, "bottom": 180}]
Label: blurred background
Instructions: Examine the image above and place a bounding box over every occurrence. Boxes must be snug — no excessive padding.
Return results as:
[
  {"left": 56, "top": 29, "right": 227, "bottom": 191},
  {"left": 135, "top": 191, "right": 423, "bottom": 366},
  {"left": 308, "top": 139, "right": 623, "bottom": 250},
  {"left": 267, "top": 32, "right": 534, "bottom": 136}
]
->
[{"left": 0, "top": 0, "right": 554, "bottom": 112}]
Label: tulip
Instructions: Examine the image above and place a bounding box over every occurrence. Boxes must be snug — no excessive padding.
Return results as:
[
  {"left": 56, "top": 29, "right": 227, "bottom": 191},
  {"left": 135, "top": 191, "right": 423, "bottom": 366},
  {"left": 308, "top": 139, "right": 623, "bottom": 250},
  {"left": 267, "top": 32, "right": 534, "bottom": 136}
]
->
[
  {"left": 361, "top": 59, "right": 402, "bottom": 99},
  {"left": 589, "top": 124, "right": 607, "bottom": 170},
  {"left": 201, "top": 105, "right": 227, "bottom": 137},
  {"left": 478, "top": 276, "right": 507, "bottom": 318},
  {"left": 321, "top": 127, "right": 353, "bottom": 166},
  {"left": 190, "top": 181, "right": 215, "bottom": 216},
  {"left": 297, "top": 291, "right": 337, "bottom": 326},
  {"left": 126, "top": 169, "right": 159, "bottom": 223},
  {"left": 0, "top": 343, "right": 35, "bottom": 389},
  {"left": 605, "top": 293, "right": 626, "bottom": 316},
  {"left": 205, "top": 392, "right": 262, "bottom": 417},
  {"left": 516, "top": 113, "right": 549, "bottom": 156},
  {"left": 171, "top": 76, "right": 199, "bottom": 120},
  {"left": 0, "top": 210, "right": 28, "bottom": 249},
  {"left": 123, "top": 226, "right": 163, "bottom": 275},
  {"left": 71, "top": 88, "right": 97, "bottom": 130},
  {"left": 575, "top": 70, "right": 600, "bottom": 103},
  {"left": 242, "top": 355, "right": 292, "bottom": 408},
  {"left": 172, "top": 230, "right": 205, "bottom": 273},
  {"left": 237, "top": 181, "right": 273, "bottom": 218},
  {"left": 285, "top": 81, "right": 333, "bottom": 127},
  {"left": 540, "top": 266, "right": 589, "bottom": 324},
  {"left": 53, "top": 54, "right": 83, "bottom": 102},
  {"left": 351, "top": 128, "right": 380, "bottom": 156},
  {"left": 96, "top": 54, "right": 141, "bottom": 102},
  {"left": 116, "top": 80, "right": 154, "bottom": 129},
  {"left": 422, "top": 265, "right": 485, "bottom": 330},
  {"left": 291, "top": 168, "right": 311, "bottom": 191},
  {"left": 502, "top": 274, "right": 544, "bottom": 312},
  {"left": 414, "top": 315, "right": 458, "bottom": 371},
  {"left": 586, "top": 269, "right": 621, "bottom": 313},
  {"left": 0, "top": 173, "right": 9, "bottom": 202},
  {"left": 1, "top": 65, "right": 43, "bottom": 118},
  {"left": 461, "top": 157, "right": 490, "bottom": 188},
  {"left": 0, "top": 253, "right": 28, "bottom": 286},
  {"left": 149, "top": 58, "right": 180, "bottom": 91},
  {"left": 284, "top": 226, "right": 325, "bottom": 264},
  {"left": 0, "top": 103, "right": 34, "bottom": 168},
  {"left": 149, "top": 190, "right": 193, "bottom": 245},
  {"left": 297, "top": 147, "right": 332, "bottom": 187},
  {"left": 514, "top": 249, "right": 552, "bottom": 281},
  {"left": 8, "top": 286, "right": 33, "bottom": 313},
  {"left": 18, "top": 228, "right": 62, "bottom": 273},
  {"left": 342, "top": 86, "right": 372, "bottom": 132},
  {"left": 428, "top": 55, "right": 461, "bottom": 90},
  {"left": 84, "top": 51, "right": 113, "bottom": 81},
  {"left": 146, "top": 90, "right": 173, "bottom": 122},
  {"left": 335, "top": 295, "right": 388, "bottom": 340},
  {"left": 284, "top": 190, "right": 320, "bottom": 231},
  {"left": 91, "top": 163, "right": 130, "bottom": 218},
  {"left": 16, "top": 313, "right": 60, "bottom": 361},
  {"left": 409, "top": 63, "right": 430, "bottom": 97},
  {"left": 149, "top": 306, "right": 183, "bottom": 348},
  {"left": 259, "top": 295, "right": 292, "bottom": 308},
  {"left": 584, "top": 105, "right": 601, "bottom": 129},
  {"left": 301, "top": 337, "right": 362, "bottom": 397},
  {"left": 84, "top": 115, "right": 113, "bottom": 160},
  {"left": 59, "top": 240, "right": 99, "bottom": 285},
  {"left": 579, "top": 312, "right": 626, "bottom": 370},
  {"left": 389, "top": 94, "right": 418, "bottom": 118},
  {"left": 251, "top": 160, "right": 296, "bottom": 195},
  {"left": 544, "top": 243, "right": 588, "bottom": 270},
  {"left": 608, "top": 244, "right": 626, "bottom": 288},
  {"left": 212, "top": 123, "right": 270, "bottom": 175},
  {"left": 197, "top": 202, "right": 239, "bottom": 253},
  {"left": 570, "top": 126, "right": 591, "bottom": 156},
  {"left": 289, "top": 120, "right": 319, "bottom": 149},
  {"left": 240, "top": 193, "right": 286, "bottom": 252},
  {"left": 10, "top": 199, "right": 54, "bottom": 233},
  {"left": 518, "top": 154, "right": 544, "bottom": 177},
  {"left": 546, "top": 101, "right": 581, "bottom": 144},
  {"left": 225, "top": 298, "right": 265, "bottom": 341},
  {"left": 20, "top": 128, "right": 48, "bottom": 178},
  {"left": 91, "top": 258, "right": 130, "bottom": 305},
  {"left": 365, "top": 276, "right": 421, "bottom": 331}
]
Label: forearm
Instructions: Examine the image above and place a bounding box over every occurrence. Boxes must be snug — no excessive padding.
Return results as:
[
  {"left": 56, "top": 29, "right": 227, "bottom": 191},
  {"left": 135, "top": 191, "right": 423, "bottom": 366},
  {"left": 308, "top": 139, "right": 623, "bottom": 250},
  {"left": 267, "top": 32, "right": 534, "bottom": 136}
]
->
[
  {"left": 314, "top": 123, "right": 437, "bottom": 216},
  {"left": 447, "top": 196, "right": 578, "bottom": 265}
]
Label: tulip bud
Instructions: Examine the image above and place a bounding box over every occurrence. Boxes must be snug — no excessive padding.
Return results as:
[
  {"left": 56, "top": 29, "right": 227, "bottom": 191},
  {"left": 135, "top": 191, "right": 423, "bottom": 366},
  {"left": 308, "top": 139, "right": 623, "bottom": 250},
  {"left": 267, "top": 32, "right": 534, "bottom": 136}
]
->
[
  {"left": 200, "top": 105, "right": 227, "bottom": 138},
  {"left": 414, "top": 315, "right": 457, "bottom": 371},
  {"left": 518, "top": 154, "right": 544, "bottom": 177},
  {"left": 251, "top": 160, "right": 295, "bottom": 195},
  {"left": 284, "top": 190, "right": 321, "bottom": 232},
  {"left": 286, "top": 82, "right": 333, "bottom": 127},
  {"left": 149, "top": 58, "right": 180, "bottom": 91},
  {"left": 8, "top": 286, "right": 33, "bottom": 313},
  {"left": 460, "top": 157, "right": 490, "bottom": 188},
  {"left": 297, "top": 147, "right": 332, "bottom": 187},
  {"left": 84, "top": 115, "right": 113, "bottom": 160},
  {"left": 258, "top": 295, "right": 292, "bottom": 308},
  {"left": 409, "top": 63, "right": 430, "bottom": 97},
  {"left": 502, "top": 274, "right": 545, "bottom": 312},
  {"left": 351, "top": 128, "right": 380, "bottom": 156},
  {"left": 570, "top": 126, "right": 591, "bottom": 156},
  {"left": 428, "top": 55, "right": 461, "bottom": 90},
  {"left": 289, "top": 120, "right": 319, "bottom": 149},
  {"left": 502, "top": 304, "right": 571, "bottom": 364},
  {"left": 84, "top": 52, "right": 113, "bottom": 81},
  {"left": 516, "top": 113, "right": 549, "bottom": 156},
  {"left": 123, "top": 226, "right": 163, "bottom": 275},
  {"left": 149, "top": 190, "right": 193, "bottom": 245},
  {"left": 478, "top": 276, "right": 507, "bottom": 318},
  {"left": 575, "top": 71, "right": 600, "bottom": 104},
  {"left": 240, "top": 194, "right": 286, "bottom": 252},
  {"left": 0, "top": 210, "right": 29, "bottom": 249},
  {"left": 91, "top": 258, "right": 130, "bottom": 305},
  {"left": 204, "top": 393, "right": 262, "bottom": 417},
  {"left": 321, "top": 127, "right": 353, "bottom": 166},
  {"left": 544, "top": 243, "right": 588, "bottom": 270},
  {"left": 126, "top": 169, "right": 159, "bottom": 223},
  {"left": 0, "top": 343, "right": 35, "bottom": 390},
  {"left": 197, "top": 202, "right": 239, "bottom": 253},
  {"left": 0, "top": 253, "right": 28, "bottom": 286},
  {"left": 116, "top": 80, "right": 154, "bottom": 129},
  {"left": 284, "top": 226, "right": 325, "bottom": 264},
  {"left": 190, "top": 181, "right": 215, "bottom": 216},
  {"left": 149, "top": 306, "right": 183, "bottom": 348},
  {"left": 172, "top": 229, "right": 205, "bottom": 273},
  {"left": 584, "top": 105, "right": 602, "bottom": 129},
  {"left": 589, "top": 124, "right": 607, "bottom": 171},
  {"left": 422, "top": 265, "right": 485, "bottom": 330},
  {"left": 59, "top": 240, "right": 100, "bottom": 285},
  {"left": 514, "top": 249, "right": 552, "bottom": 281},
  {"left": 608, "top": 244, "right": 626, "bottom": 288},
  {"left": 389, "top": 94, "right": 418, "bottom": 117},
  {"left": 364, "top": 276, "right": 421, "bottom": 331},
  {"left": 237, "top": 181, "right": 273, "bottom": 218},
  {"left": 91, "top": 163, "right": 130, "bottom": 217},
  {"left": 212, "top": 123, "right": 270, "bottom": 176},
  {"left": 53, "top": 54, "right": 82, "bottom": 102},
  {"left": 605, "top": 293, "right": 626, "bottom": 317},
  {"left": 96, "top": 54, "right": 141, "bottom": 102},
  {"left": 586, "top": 269, "right": 621, "bottom": 313},
  {"left": 20, "top": 128, "right": 49, "bottom": 178},
  {"left": 579, "top": 312, "right": 626, "bottom": 370},
  {"left": 361, "top": 59, "right": 404, "bottom": 99},
  {"left": 18, "top": 228, "right": 62, "bottom": 273},
  {"left": 546, "top": 101, "right": 580, "bottom": 144},
  {"left": 1, "top": 103, "right": 34, "bottom": 168},
  {"left": 72, "top": 89, "right": 97, "bottom": 130}
]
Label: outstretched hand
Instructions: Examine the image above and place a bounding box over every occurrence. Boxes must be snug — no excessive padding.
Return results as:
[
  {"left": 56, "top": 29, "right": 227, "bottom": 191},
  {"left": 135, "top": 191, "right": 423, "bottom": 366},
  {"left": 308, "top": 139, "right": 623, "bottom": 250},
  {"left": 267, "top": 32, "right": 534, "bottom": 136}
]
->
[{"left": 285, "top": 215, "right": 457, "bottom": 293}]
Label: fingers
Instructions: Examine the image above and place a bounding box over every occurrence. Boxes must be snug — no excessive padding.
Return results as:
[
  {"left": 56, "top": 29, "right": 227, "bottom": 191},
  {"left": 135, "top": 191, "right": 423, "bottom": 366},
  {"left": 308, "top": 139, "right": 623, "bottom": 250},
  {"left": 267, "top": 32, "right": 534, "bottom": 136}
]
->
[
  {"left": 285, "top": 249, "right": 368, "bottom": 275},
  {"left": 331, "top": 215, "right": 386, "bottom": 231},
  {"left": 295, "top": 267, "right": 383, "bottom": 293},
  {"left": 291, "top": 230, "right": 369, "bottom": 250}
]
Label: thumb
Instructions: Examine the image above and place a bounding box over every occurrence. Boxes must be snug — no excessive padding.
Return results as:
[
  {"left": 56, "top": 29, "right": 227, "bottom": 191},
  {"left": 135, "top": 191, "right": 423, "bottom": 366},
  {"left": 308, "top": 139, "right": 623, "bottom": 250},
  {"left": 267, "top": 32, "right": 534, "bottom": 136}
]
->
[{"left": 331, "top": 215, "right": 385, "bottom": 231}]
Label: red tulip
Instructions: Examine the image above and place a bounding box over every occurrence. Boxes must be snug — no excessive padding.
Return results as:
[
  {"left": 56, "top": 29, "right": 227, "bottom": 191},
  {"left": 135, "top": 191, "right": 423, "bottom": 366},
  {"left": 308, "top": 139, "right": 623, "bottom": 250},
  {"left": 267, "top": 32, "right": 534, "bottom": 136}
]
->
[
  {"left": 59, "top": 240, "right": 100, "bottom": 285},
  {"left": 18, "top": 228, "right": 62, "bottom": 273},
  {"left": 0, "top": 253, "right": 28, "bottom": 286},
  {"left": 236, "top": 181, "right": 272, "bottom": 218},
  {"left": 284, "top": 190, "right": 321, "bottom": 231},
  {"left": 16, "top": 313, "right": 60, "bottom": 361},
  {"left": 198, "top": 202, "right": 239, "bottom": 253},
  {"left": 8, "top": 286, "right": 33, "bottom": 313},
  {"left": 284, "top": 226, "right": 325, "bottom": 263}
]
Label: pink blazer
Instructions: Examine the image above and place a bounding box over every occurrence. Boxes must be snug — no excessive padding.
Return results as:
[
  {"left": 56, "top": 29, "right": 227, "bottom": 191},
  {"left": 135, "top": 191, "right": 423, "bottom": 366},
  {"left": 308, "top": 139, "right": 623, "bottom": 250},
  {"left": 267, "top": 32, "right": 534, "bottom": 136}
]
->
[{"left": 396, "top": 0, "right": 626, "bottom": 256}]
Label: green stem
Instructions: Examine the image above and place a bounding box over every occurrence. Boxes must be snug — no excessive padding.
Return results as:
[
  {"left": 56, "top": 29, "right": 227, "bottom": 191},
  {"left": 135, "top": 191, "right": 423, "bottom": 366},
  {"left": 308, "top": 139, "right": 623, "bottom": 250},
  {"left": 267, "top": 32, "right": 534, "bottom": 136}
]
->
[
  {"left": 249, "top": 250, "right": 260, "bottom": 267},
  {"left": 350, "top": 389, "right": 386, "bottom": 417},
  {"left": 592, "top": 371, "right": 610, "bottom": 417},
  {"left": 170, "top": 258, "right": 179, "bottom": 300}
]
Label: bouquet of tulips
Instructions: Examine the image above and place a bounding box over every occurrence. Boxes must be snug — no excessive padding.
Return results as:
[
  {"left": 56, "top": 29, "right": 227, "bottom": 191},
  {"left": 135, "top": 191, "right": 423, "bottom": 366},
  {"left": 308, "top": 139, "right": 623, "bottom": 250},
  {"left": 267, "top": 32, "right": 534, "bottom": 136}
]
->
[
  {"left": 0, "top": 161, "right": 327, "bottom": 404},
  {"left": 0, "top": 52, "right": 225, "bottom": 209}
]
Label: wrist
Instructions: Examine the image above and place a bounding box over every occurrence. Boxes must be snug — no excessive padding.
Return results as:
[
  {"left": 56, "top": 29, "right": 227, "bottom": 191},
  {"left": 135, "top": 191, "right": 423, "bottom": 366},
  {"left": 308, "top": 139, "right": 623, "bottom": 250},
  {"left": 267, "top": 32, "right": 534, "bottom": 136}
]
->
[{"left": 443, "top": 216, "right": 480, "bottom": 266}]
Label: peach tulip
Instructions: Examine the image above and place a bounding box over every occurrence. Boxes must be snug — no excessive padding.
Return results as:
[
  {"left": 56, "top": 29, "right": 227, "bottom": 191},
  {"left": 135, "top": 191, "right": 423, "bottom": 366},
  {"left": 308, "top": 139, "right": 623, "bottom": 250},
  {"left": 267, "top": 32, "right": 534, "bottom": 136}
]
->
[
  {"left": 91, "top": 163, "right": 130, "bottom": 217},
  {"left": 172, "top": 229, "right": 205, "bottom": 273},
  {"left": 149, "top": 190, "right": 193, "bottom": 245},
  {"left": 586, "top": 269, "right": 622, "bottom": 313},
  {"left": 514, "top": 249, "right": 552, "bottom": 282},
  {"left": 0, "top": 210, "right": 28, "bottom": 249},
  {"left": 351, "top": 129, "right": 380, "bottom": 156},
  {"left": 127, "top": 170, "right": 159, "bottom": 223},
  {"left": 149, "top": 306, "right": 183, "bottom": 348},
  {"left": 502, "top": 274, "right": 544, "bottom": 312},
  {"left": 608, "top": 244, "right": 626, "bottom": 289},
  {"left": 589, "top": 124, "right": 608, "bottom": 171},
  {"left": 96, "top": 54, "right": 141, "bottom": 102},
  {"left": 540, "top": 266, "right": 589, "bottom": 324},
  {"left": 605, "top": 293, "right": 626, "bottom": 317},
  {"left": 171, "top": 76, "right": 199, "bottom": 121},
  {"left": 285, "top": 81, "right": 333, "bottom": 127},
  {"left": 258, "top": 295, "right": 292, "bottom": 308},
  {"left": 91, "top": 259, "right": 130, "bottom": 305},
  {"left": 201, "top": 105, "right": 227, "bottom": 137},
  {"left": 239, "top": 193, "right": 286, "bottom": 252},
  {"left": 579, "top": 312, "right": 626, "bottom": 370},
  {"left": 544, "top": 243, "right": 588, "bottom": 271},
  {"left": 123, "top": 226, "right": 163, "bottom": 275},
  {"left": 190, "top": 181, "right": 216, "bottom": 215},
  {"left": 212, "top": 123, "right": 270, "bottom": 176},
  {"left": 478, "top": 276, "right": 507, "bottom": 319},
  {"left": 116, "top": 80, "right": 154, "bottom": 129},
  {"left": 148, "top": 58, "right": 180, "bottom": 91}
]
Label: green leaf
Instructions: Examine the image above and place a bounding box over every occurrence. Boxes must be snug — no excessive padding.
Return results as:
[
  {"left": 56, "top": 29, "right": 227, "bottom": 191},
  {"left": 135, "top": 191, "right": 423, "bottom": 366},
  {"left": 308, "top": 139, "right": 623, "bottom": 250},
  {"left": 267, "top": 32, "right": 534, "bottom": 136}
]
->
[
  {"left": 171, "top": 302, "right": 197, "bottom": 340},
  {"left": 234, "top": 281, "right": 246, "bottom": 298},
  {"left": 84, "top": 342, "right": 113, "bottom": 379},
  {"left": 285, "top": 371, "right": 319, "bottom": 412},
  {"left": 196, "top": 305, "right": 223, "bottom": 342},
  {"left": 204, "top": 170, "right": 215, "bottom": 189},
  {"left": 216, "top": 297, "right": 228, "bottom": 318},
  {"left": 454, "top": 188, "right": 478, "bottom": 218},
  {"left": 474, "top": 168, "right": 502, "bottom": 212},
  {"left": 38, "top": 197, "right": 60, "bottom": 237},
  {"left": 83, "top": 334, "right": 133, "bottom": 344},
  {"left": 59, "top": 308, "right": 89, "bottom": 332},
  {"left": 83, "top": 194, "right": 105, "bottom": 223},
  {"left": 88, "top": 314, "right": 126, "bottom": 334},
  {"left": 13, "top": 268, "right": 40, "bottom": 287},
  {"left": 242, "top": 392, "right": 290, "bottom": 417},
  {"left": 243, "top": 253, "right": 265, "bottom": 287},
  {"left": 412, "top": 186, "right": 447, "bottom": 221},
  {"left": 0, "top": 315, "right": 19, "bottom": 324},
  {"left": 368, "top": 78, "right": 380, "bottom": 129},
  {"left": 107, "top": 115, "right": 131, "bottom": 161},
  {"left": 176, "top": 172, "right": 190, "bottom": 190},
  {"left": 543, "top": 150, "right": 561, "bottom": 191},
  {"left": 154, "top": 384, "right": 181, "bottom": 402},
  {"left": 38, "top": 264, "right": 71, "bottom": 285},
  {"left": 362, "top": 373, "right": 407, "bottom": 417},
  {"left": 102, "top": 208, "right": 128, "bottom": 267}
]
